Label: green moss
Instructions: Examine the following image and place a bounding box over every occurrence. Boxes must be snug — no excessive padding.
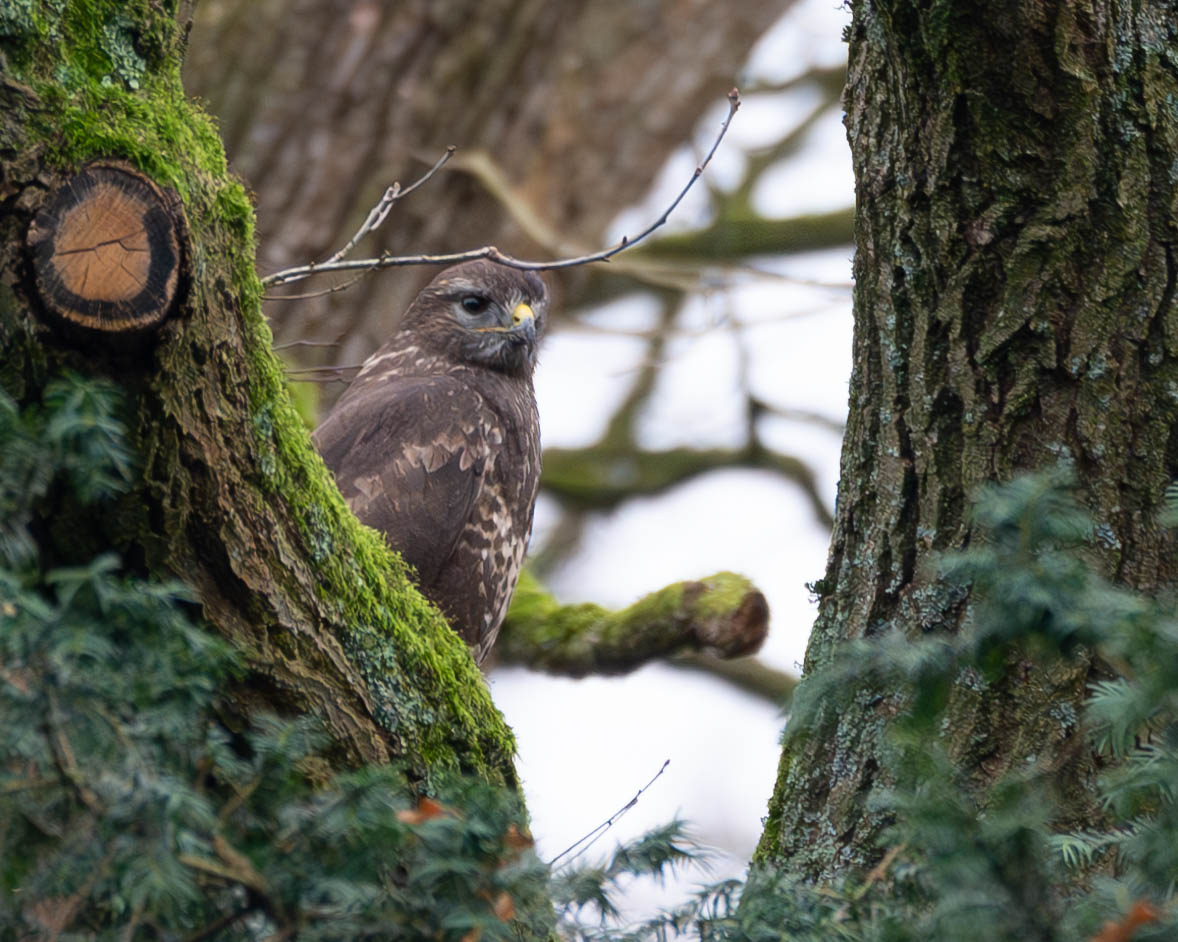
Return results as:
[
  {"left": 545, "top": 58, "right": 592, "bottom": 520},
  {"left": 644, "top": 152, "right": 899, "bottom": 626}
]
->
[
  {"left": 4, "top": 1, "right": 518, "bottom": 787},
  {"left": 9, "top": 2, "right": 224, "bottom": 205},
  {"left": 690, "top": 571, "right": 753, "bottom": 619},
  {"left": 501, "top": 569, "right": 765, "bottom": 682},
  {"left": 752, "top": 744, "right": 794, "bottom": 862},
  {"left": 3, "top": 0, "right": 181, "bottom": 90},
  {"left": 241, "top": 298, "right": 516, "bottom": 783}
]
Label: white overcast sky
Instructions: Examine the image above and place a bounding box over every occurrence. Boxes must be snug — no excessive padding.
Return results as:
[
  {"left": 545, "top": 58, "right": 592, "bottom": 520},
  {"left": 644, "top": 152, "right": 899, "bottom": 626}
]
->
[{"left": 489, "top": 0, "right": 855, "bottom": 921}]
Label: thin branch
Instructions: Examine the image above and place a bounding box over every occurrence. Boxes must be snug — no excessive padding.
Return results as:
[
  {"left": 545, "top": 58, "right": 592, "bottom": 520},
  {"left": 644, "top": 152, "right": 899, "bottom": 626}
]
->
[
  {"left": 262, "top": 148, "right": 455, "bottom": 299},
  {"left": 284, "top": 363, "right": 362, "bottom": 385},
  {"left": 271, "top": 339, "right": 342, "bottom": 351},
  {"left": 285, "top": 363, "right": 362, "bottom": 376},
  {"left": 740, "top": 64, "right": 846, "bottom": 98},
  {"left": 540, "top": 443, "right": 834, "bottom": 531},
  {"left": 259, "top": 89, "right": 742, "bottom": 288},
  {"left": 752, "top": 396, "right": 846, "bottom": 435},
  {"left": 326, "top": 146, "right": 455, "bottom": 265},
  {"left": 548, "top": 759, "right": 670, "bottom": 867},
  {"left": 183, "top": 906, "right": 256, "bottom": 942},
  {"left": 668, "top": 652, "right": 797, "bottom": 705},
  {"left": 264, "top": 266, "right": 377, "bottom": 301},
  {"left": 449, "top": 150, "right": 701, "bottom": 296}
]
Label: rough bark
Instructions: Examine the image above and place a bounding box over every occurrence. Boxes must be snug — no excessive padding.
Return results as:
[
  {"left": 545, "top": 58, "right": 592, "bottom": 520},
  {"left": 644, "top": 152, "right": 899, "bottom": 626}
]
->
[
  {"left": 183, "top": 0, "right": 793, "bottom": 388},
  {"left": 757, "top": 0, "right": 1178, "bottom": 879},
  {"left": 1, "top": 2, "right": 515, "bottom": 789}
]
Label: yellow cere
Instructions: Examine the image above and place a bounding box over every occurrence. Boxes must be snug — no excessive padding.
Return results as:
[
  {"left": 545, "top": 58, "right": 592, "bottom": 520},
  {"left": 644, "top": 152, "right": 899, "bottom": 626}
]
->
[{"left": 512, "top": 303, "right": 535, "bottom": 325}]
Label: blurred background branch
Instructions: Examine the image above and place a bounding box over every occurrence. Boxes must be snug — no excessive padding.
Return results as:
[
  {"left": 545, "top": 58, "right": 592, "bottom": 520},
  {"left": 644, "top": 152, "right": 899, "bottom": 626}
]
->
[
  {"left": 185, "top": 0, "right": 852, "bottom": 900},
  {"left": 495, "top": 570, "right": 770, "bottom": 677}
]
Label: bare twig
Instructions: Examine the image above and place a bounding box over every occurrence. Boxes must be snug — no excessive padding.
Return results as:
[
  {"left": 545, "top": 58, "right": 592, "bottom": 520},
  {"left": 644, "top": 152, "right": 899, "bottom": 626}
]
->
[
  {"left": 264, "top": 266, "right": 376, "bottom": 301},
  {"left": 740, "top": 64, "right": 846, "bottom": 97},
  {"left": 327, "top": 146, "right": 455, "bottom": 265},
  {"left": 260, "top": 89, "right": 742, "bottom": 289},
  {"left": 183, "top": 906, "right": 256, "bottom": 942},
  {"left": 283, "top": 363, "right": 362, "bottom": 384},
  {"left": 668, "top": 652, "right": 797, "bottom": 705},
  {"left": 262, "top": 148, "right": 455, "bottom": 298},
  {"left": 284, "top": 363, "right": 363, "bottom": 375},
  {"left": 272, "top": 339, "right": 342, "bottom": 351},
  {"left": 547, "top": 759, "right": 670, "bottom": 867},
  {"left": 558, "top": 296, "right": 846, "bottom": 343}
]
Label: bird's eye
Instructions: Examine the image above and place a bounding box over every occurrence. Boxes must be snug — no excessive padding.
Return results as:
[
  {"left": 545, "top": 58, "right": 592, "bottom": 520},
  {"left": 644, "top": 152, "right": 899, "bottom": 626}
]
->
[{"left": 460, "top": 295, "right": 489, "bottom": 314}]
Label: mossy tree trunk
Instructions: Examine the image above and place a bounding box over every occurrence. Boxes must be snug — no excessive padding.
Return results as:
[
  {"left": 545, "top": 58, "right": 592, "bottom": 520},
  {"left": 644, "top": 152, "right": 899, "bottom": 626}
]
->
[
  {"left": 756, "top": 0, "right": 1178, "bottom": 879},
  {"left": 0, "top": 2, "right": 516, "bottom": 790}
]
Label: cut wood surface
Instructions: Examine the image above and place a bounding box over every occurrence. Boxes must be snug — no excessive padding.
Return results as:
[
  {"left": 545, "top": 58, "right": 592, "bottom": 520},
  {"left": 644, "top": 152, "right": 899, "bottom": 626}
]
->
[{"left": 28, "top": 162, "right": 187, "bottom": 334}]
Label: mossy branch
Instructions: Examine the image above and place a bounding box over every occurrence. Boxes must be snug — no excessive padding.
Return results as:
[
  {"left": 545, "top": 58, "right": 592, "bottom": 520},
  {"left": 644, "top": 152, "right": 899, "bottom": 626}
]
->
[
  {"left": 495, "top": 570, "right": 769, "bottom": 677},
  {"left": 636, "top": 208, "right": 854, "bottom": 261},
  {"left": 542, "top": 443, "right": 834, "bottom": 530}
]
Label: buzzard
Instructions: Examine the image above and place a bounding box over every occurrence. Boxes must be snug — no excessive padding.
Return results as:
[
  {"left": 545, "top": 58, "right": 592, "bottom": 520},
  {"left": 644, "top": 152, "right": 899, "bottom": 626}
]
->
[{"left": 314, "top": 260, "right": 547, "bottom": 664}]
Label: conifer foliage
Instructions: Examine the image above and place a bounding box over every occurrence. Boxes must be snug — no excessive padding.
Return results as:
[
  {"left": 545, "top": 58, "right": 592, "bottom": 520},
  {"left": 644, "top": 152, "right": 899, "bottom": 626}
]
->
[
  {"left": 0, "top": 376, "right": 551, "bottom": 939},
  {"left": 561, "top": 474, "right": 1178, "bottom": 940},
  {"left": 4, "top": 375, "right": 1177, "bottom": 938}
]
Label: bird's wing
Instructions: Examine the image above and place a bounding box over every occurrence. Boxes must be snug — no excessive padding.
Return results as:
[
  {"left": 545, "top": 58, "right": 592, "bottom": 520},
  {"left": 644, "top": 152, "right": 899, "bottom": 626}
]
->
[{"left": 313, "top": 375, "right": 500, "bottom": 587}]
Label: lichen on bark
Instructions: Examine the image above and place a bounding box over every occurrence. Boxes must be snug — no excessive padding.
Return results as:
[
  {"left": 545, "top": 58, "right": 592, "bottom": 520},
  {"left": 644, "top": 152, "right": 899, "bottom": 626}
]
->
[
  {"left": 1, "top": 1, "right": 517, "bottom": 789},
  {"left": 757, "top": 0, "right": 1178, "bottom": 878}
]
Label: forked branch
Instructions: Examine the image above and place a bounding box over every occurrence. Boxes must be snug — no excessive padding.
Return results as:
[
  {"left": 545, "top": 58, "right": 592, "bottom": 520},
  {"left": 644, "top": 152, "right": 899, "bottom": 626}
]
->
[{"left": 260, "top": 89, "right": 741, "bottom": 289}]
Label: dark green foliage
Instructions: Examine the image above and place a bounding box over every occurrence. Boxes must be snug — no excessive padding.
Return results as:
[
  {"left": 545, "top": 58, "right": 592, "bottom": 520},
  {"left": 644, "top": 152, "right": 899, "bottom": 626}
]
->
[
  {"left": 770, "top": 472, "right": 1178, "bottom": 940},
  {"left": 8, "top": 375, "right": 1178, "bottom": 939},
  {"left": 551, "top": 819, "right": 699, "bottom": 927},
  {"left": 0, "top": 376, "right": 552, "bottom": 939},
  {"left": 0, "top": 375, "right": 133, "bottom": 567},
  {"left": 561, "top": 471, "right": 1178, "bottom": 939}
]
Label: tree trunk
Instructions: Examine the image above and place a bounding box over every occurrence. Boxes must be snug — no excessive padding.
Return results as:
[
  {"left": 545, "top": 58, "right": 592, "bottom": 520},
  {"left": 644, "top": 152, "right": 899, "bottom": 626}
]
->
[
  {"left": 184, "top": 0, "right": 791, "bottom": 389},
  {"left": 1, "top": 2, "right": 515, "bottom": 788},
  {"left": 756, "top": 0, "right": 1178, "bottom": 880}
]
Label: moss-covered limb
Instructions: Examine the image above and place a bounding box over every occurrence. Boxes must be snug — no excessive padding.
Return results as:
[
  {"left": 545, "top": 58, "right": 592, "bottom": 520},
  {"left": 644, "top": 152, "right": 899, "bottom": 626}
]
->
[
  {"left": 543, "top": 443, "right": 834, "bottom": 530},
  {"left": 494, "top": 570, "right": 769, "bottom": 677},
  {"left": 758, "top": 0, "right": 1178, "bottom": 878},
  {"left": 0, "top": 2, "right": 516, "bottom": 789},
  {"left": 637, "top": 209, "right": 854, "bottom": 262}
]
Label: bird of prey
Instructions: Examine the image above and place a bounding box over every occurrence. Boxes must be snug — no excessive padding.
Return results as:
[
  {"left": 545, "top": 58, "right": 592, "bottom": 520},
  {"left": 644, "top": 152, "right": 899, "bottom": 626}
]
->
[{"left": 314, "top": 260, "right": 547, "bottom": 664}]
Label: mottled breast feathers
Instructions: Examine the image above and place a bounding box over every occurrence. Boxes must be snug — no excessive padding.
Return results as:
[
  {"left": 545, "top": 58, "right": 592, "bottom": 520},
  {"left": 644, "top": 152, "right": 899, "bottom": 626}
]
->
[{"left": 314, "top": 260, "right": 547, "bottom": 664}]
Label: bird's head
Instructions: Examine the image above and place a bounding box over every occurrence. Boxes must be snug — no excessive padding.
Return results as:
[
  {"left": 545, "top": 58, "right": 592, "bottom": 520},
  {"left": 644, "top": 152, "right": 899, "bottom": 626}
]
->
[{"left": 407, "top": 260, "right": 548, "bottom": 376}]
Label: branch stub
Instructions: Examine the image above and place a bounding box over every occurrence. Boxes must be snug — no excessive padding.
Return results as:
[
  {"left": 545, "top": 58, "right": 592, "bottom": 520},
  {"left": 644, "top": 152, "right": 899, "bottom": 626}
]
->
[{"left": 27, "top": 161, "right": 188, "bottom": 335}]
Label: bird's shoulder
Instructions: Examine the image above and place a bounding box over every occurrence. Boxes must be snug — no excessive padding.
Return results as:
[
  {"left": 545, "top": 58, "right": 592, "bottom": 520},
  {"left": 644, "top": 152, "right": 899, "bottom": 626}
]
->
[
  {"left": 314, "top": 372, "right": 505, "bottom": 584},
  {"left": 314, "top": 371, "right": 504, "bottom": 473}
]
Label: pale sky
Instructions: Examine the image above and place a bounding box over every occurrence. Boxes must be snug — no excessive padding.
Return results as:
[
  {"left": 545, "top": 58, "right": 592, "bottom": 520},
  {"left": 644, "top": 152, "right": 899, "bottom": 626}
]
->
[{"left": 489, "top": 0, "right": 856, "bottom": 923}]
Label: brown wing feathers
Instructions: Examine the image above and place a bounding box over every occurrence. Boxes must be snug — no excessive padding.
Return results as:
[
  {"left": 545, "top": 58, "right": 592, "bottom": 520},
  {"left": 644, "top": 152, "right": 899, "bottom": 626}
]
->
[{"left": 313, "top": 260, "right": 546, "bottom": 663}]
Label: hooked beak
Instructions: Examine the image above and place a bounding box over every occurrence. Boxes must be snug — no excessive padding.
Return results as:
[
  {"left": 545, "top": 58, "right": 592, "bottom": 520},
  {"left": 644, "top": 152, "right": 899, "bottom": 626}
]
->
[{"left": 508, "top": 302, "right": 537, "bottom": 345}]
